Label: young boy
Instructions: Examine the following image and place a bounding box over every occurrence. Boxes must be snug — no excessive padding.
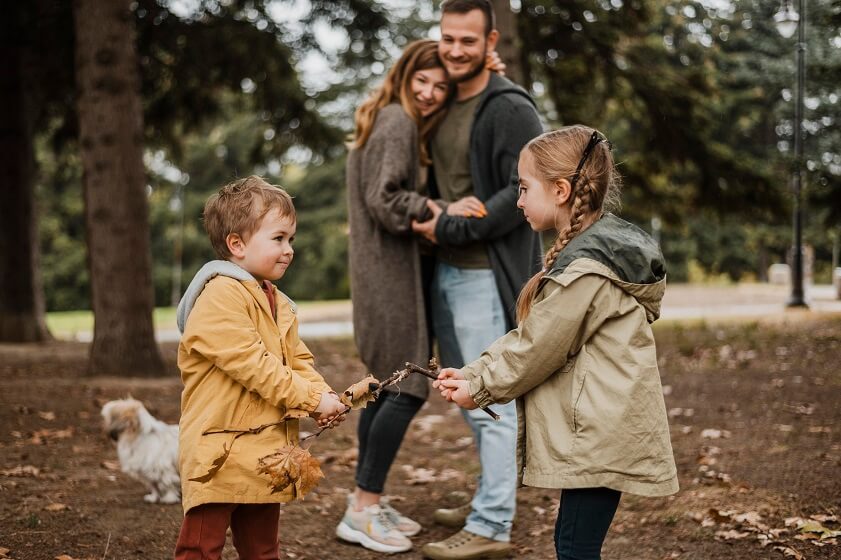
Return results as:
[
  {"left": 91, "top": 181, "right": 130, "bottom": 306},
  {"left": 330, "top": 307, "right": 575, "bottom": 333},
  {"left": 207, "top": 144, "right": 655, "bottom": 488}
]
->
[{"left": 173, "top": 176, "right": 346, "bottom": 560}]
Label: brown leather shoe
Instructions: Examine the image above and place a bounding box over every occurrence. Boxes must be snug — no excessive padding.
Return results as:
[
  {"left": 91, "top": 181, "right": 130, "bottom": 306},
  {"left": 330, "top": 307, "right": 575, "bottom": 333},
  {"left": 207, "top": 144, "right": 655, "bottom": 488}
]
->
[
  {"left": 421, "top": 529, "right": 512, "bottom": 559},
  {"left": 433, "top": 503, "right": 472, "bottom": 528}
]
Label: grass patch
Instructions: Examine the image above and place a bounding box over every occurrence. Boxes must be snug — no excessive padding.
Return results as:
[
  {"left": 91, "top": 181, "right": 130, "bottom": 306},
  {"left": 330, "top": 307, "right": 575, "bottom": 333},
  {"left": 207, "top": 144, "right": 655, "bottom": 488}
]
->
[{"left": 46, "top": 300, "right": 351, "bottom": 337}]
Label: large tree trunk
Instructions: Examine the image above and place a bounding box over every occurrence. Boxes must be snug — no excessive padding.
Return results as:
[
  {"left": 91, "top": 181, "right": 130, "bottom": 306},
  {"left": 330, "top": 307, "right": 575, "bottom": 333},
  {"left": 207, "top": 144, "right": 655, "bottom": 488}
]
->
[
  {"left": 0, "top": 4, "right": 52, "bottom": 342},
  {"left": 491, "top": 0, "right": 525, "bottom": 86},
  {"left": 73, "top": 0, "right": 164, "bottom": 376}
]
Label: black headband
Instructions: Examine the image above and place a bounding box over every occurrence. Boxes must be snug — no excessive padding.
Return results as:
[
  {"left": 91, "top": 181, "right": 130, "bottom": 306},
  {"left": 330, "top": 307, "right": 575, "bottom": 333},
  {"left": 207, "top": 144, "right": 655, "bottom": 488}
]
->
[{"left": 570, "top": 130, "right": 611, "bottom": 189}]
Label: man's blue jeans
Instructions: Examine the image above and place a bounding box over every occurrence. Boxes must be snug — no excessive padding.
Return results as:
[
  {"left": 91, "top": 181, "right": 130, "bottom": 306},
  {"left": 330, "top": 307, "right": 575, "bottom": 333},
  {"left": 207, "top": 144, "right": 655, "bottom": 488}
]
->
[{"left": 431, "top": 262, "right": 517, "bottom": 542}]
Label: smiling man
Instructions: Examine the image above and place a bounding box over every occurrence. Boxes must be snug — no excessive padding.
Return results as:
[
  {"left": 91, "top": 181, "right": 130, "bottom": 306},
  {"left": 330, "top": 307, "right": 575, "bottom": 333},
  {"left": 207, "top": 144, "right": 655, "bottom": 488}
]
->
[{"left": 411, "top": 1, "right": 544, "bottom": 559}]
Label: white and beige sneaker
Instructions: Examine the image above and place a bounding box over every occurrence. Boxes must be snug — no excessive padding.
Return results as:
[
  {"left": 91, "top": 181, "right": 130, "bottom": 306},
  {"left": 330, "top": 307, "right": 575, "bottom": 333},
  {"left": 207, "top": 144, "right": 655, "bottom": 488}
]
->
[
  {"left": 336, "top": 503, "right": 413, "bottom": 553},
  {"left": 381, "top": 496, "right": 423, "bottom": 536}
]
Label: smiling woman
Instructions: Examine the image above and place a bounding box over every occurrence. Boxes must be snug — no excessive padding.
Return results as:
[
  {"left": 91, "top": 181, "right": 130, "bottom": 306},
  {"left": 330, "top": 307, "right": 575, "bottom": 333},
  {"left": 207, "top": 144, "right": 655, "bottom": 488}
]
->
[{"left": 341, "top": 39, "right": 455, "bottom": 554}]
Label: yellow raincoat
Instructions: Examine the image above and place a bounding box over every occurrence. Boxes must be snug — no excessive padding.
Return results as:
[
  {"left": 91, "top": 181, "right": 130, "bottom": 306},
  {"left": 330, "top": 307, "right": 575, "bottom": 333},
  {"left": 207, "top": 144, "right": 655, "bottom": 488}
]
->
[{"left": 177, "top": 273, "right": 331, "bottom": 512}]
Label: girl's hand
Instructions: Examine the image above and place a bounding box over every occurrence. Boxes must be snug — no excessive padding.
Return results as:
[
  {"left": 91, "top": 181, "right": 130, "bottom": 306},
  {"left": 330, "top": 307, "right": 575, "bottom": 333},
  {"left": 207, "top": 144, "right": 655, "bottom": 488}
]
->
[
  {"left": 436, "top": 379, "right": 478, "bottom": 410},
  {"left": 446, "top": 196, "right": 487, "bottom": 218},
  {"left": 485, "top": 51, "right": 507, "bottom": 76},
  {"left": 433, "top": 367, "right": 465, "bottom": 386}
]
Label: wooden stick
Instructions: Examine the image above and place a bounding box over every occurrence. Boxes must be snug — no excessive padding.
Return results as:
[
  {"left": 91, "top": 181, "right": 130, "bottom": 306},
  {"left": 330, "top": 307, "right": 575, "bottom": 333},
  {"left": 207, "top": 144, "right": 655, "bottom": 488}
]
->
[{"left": 406, "top": 362, "right": 501, "bottom": 421}]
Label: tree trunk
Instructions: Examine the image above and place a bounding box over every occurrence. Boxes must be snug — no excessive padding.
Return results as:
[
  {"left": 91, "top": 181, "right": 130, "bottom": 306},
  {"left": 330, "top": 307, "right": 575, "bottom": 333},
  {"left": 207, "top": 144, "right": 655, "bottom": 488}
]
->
[
  {"left": 0, "top": 4, "right": 52, "bottom": 342},
  {"left": 73, "top": 0, "right": 164, "bottom": 376},
  {"left": 491, "top": 0, "right": 525, "bottom": 86}
]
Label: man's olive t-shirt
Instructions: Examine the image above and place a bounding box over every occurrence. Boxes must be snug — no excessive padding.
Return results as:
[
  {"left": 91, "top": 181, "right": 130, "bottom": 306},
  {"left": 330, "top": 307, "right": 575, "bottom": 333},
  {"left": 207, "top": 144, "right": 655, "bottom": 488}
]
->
[{"left": 431, "top": 93, "right": 490, "bottom": 269}]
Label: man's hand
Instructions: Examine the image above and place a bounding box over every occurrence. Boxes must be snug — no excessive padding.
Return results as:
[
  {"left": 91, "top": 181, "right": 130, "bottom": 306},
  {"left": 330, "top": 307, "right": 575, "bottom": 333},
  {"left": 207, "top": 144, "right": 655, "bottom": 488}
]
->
[
  {"left": 485, "top": 51, "right": 506, "bottom": 76},
  {"left": 435, "top": 379, "right": 478, "bottom": 410},
  {"left": 311, "top": 391, "right": 346, "bottom": 427},
  {"left": 411, "top": 199, "right": 443, "bottom": 244},
  {"left": 446, "top": 196, "right": 487, "bottom": 218}
]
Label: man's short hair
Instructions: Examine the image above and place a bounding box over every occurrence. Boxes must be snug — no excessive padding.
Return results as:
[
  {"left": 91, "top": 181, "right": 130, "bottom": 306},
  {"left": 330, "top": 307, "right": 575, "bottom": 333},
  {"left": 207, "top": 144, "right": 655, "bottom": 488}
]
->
[
  {"left": 441, "top": 0, "right": 496, "bottom": 36},
  {"left": 203, "top": 175, "right": 295, "bottom": 259}
]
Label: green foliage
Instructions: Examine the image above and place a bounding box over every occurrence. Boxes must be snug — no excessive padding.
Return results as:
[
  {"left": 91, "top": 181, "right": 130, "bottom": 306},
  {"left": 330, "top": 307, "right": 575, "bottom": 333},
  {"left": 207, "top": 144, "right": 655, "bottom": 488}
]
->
[
  {"left": 281, "top": 158, "right": 350, "bottom": 300},
  {"left": 26, "top": 0, "right": 841, "bottom": 311}
]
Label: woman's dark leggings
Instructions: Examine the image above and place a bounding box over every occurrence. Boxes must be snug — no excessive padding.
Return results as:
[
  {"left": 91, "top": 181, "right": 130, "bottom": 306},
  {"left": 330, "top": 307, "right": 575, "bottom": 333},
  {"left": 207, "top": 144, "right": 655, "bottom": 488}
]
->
[
  {"left": 555, "top": 487, "right": 622, "bottom": 560},
  {"left": 355, "top": 391, "right": 424, "bottom": 494}
]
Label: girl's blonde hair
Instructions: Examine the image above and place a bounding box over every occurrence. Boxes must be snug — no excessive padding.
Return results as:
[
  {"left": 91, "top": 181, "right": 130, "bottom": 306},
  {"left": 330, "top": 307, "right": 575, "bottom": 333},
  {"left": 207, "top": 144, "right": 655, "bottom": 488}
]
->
[
  {"left": 347, "top": 39, "right": 453, "bottom": 164},
  {"left": 516, "top": 125, "right": 622, "bottom": 322}
]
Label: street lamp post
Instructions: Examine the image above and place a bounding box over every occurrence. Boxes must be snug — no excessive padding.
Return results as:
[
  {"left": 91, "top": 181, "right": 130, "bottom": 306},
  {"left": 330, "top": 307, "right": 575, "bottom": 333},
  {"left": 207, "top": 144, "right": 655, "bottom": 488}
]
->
[{"left": 775, "top": 0, "right": 808, "bottom": 308}]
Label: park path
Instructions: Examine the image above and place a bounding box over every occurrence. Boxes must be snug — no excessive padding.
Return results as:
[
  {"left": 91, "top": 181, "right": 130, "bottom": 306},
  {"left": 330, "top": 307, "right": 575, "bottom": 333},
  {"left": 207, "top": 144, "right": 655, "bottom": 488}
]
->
[{"left": 64, "top": 283, "right": 841, "bottom": 343}]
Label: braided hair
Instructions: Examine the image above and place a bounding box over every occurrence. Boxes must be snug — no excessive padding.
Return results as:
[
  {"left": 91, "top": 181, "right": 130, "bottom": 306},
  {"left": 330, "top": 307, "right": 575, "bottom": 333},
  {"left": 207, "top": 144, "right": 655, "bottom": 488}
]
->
[{"left": 515, "top": 126, "right": 621, "bottom": 322}]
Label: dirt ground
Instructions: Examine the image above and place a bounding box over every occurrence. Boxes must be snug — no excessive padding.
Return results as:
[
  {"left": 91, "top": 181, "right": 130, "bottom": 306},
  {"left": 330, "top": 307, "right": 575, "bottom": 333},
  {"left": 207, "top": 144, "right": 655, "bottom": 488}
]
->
[{"left": 1, "top": 314, "right": 840, "bottom": 560}]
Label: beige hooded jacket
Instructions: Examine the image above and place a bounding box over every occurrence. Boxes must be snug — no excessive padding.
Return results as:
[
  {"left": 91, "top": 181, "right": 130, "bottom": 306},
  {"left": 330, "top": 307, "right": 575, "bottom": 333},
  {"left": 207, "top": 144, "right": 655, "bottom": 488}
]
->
[{"left": 462, "top": 214, "right": 679, "bottom": 497}]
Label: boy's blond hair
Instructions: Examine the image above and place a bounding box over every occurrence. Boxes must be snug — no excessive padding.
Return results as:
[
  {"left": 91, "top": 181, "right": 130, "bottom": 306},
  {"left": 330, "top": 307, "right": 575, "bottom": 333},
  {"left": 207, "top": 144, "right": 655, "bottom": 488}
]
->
[{"left": 203, "top": 175, "right": 296, "bottom": 259}]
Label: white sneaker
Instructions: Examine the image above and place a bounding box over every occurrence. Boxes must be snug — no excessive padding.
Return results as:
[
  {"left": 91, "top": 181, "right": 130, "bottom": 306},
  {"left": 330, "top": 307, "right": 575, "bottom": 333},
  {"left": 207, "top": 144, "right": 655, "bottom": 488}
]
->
[
  {"left": 336, "top": 503, "right": 413, "bottom": 553},
  {"left": 346, "top": 493, "right": 423, "bottom": 536},
  {"left": 381, "top": 497, "right": 423, "bottom": 536}
]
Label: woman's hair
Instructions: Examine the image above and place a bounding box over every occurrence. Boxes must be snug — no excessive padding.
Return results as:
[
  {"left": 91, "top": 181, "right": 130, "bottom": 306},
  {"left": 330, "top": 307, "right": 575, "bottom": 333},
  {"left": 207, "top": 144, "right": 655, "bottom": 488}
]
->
[
  {"left": 348, "top": 39, "right": 453, "bottom": 164},
  {"left": 515, "top": 125, "right": 622, "bottom": 322}
]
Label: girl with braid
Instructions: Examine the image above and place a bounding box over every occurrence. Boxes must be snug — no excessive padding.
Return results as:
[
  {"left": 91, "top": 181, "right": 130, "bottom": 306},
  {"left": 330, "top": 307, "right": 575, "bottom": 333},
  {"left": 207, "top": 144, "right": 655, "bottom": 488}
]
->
[{"left": 434, "top": 126, "right": 678, "bottom": 560}]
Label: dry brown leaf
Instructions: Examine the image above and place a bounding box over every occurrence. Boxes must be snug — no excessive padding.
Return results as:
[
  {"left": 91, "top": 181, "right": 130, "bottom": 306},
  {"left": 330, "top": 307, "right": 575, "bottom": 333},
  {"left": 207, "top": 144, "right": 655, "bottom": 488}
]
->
[
  {"left": 100, "top": 460, "right": 120, "bottom": 471},
  {"left": 188, "top": 442, "right": 232, "bottom": 484},
  {"left": 38, "top": 411, "right": 56, "bottom": 421},
  {"left": 1, "top": 465, "right": 40, "bottom": 477},
  {"left": 708, "top": 508, "right": 736, "bottom": 523},
  {"left": 55, "top": 555, "right": 78, "bottom": 560},
  {"left": 257, "top": 445, "right": 323, "bottom": 498},
  {"left": 44, "top": 503, "right": 68, "bottom": 512},
  {"left": 339, "top": 375, "right": 379, "bottom": 409},
  {"left": 0, "top": 547, "right": 11, "bottom": 559},
  {"left": 30, "top": 427, "right": 74, "bottom": 445},
  {"left": 772, "top": 546, "right": 804, "bottom": 559},
  {"left": 715, "top": 529, "right": 750, "bottom": 540}
]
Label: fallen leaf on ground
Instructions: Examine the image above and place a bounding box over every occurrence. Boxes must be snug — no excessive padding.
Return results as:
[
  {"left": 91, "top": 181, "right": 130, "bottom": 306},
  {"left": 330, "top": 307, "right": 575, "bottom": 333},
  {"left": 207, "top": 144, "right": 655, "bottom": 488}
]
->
[
  {"left": 100, "top": 460, "right": 120, "bottom": 471},
  {"left": 37, "top": 411, "right": 56, "bottom": 421},
  {"left": 773, "top": 546, "right": 804, "bottom": 559},
  {"left": 701, "top": 429, "right": 731, "bottom": 439},
  {"left": 401, "top": 465, "right": 462, "bottom": 485},
  {"left": 1, "top": 465, "right": 40, "bottom": 477},
  {"left": 30, "top": 428, "right": 74, "bottom": 444},
  {"left": 44, "top": 503, "right": 68, "bottom": 512},
  {"left": 339, "top": 375, "right": 379, "bottom": 409},
  {"left": 715, "top": 529, "right": 750, "bottom": 540}
]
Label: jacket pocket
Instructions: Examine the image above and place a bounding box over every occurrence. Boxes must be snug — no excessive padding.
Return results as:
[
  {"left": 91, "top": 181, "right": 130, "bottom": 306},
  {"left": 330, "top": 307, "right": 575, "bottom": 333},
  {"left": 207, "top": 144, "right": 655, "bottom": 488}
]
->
[{"left": 571, "top": 348, "right": 590, "bottom": 435}]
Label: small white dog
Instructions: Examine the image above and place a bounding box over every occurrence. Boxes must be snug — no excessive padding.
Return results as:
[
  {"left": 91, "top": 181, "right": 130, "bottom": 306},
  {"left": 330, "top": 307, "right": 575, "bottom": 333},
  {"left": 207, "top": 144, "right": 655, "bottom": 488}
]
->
[{"left": 101, "top": 397, "right": 181, "bottom": 504}]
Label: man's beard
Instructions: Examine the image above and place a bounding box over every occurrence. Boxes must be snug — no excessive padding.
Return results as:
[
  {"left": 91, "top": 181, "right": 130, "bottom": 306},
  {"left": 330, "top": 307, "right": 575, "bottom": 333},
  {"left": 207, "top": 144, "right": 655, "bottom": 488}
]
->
[{"left": 450, "top": 47, "right": 487, "bottom": 84}]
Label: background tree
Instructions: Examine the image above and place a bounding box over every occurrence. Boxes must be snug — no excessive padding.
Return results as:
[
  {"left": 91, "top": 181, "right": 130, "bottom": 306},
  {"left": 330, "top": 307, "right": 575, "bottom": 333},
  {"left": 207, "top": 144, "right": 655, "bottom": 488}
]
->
[
  {"left": 0, "top": 3, "right": 56, "bottom": 342},
  {"left": 74, "top": 0, "right": 164, "bottom": 375}
]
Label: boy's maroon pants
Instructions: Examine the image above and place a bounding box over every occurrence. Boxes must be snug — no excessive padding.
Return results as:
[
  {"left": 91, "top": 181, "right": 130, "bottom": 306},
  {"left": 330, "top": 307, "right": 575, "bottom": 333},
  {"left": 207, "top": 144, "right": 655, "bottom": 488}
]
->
[{"left": 174, "top": 503, "right": 280, "bottom": 560}]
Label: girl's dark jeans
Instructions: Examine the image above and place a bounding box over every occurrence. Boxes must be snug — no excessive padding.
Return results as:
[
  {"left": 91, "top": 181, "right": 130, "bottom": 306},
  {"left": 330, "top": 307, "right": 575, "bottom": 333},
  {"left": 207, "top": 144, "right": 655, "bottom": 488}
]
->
[
  {"left": 355, "top": 390, "right": 424, "bottom": 493},
  {"left": 555, "top": 487, "right": 622, "bottom": 560}
]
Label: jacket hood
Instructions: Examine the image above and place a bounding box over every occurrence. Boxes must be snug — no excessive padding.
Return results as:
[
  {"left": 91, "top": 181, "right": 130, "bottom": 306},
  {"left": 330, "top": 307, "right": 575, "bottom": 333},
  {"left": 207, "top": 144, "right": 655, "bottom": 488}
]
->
[
  {"left": 546, "top": 213, "right": 667, "bottom": 321},
  {"left": 176, "top": 260, "right": 255, "bottom": 333}
]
